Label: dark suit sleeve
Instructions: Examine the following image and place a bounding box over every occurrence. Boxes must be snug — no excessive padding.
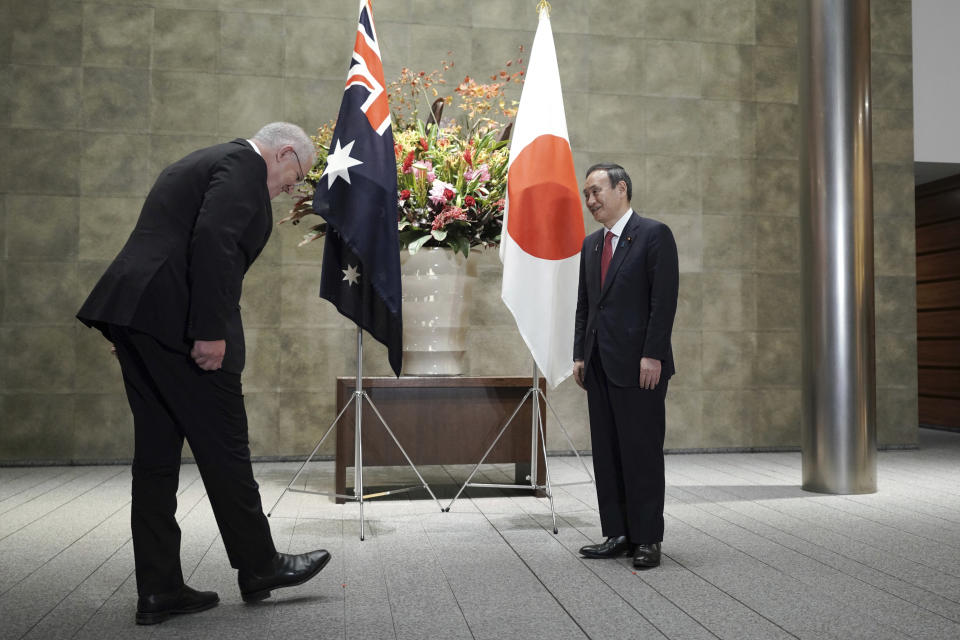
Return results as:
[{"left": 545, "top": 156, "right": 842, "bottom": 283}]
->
[
  {"left": 642, "top": 223, "right": 679, "bottom": 362},
  {"left": 573, "top": 239, "right": 588, "bottom": 361},
  {"left": 186, "top": 151, "right": 264, "bottom": 341}
]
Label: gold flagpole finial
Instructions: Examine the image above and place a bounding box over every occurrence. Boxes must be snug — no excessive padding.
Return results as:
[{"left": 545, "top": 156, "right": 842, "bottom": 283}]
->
[{"left": 536, "top": 0, "right": 551, "bottom": 17}]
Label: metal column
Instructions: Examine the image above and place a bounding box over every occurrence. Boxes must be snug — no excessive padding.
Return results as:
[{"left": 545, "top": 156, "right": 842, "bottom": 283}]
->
[{"left": 798, "top": 0, "right": 877, "bottom": 494}]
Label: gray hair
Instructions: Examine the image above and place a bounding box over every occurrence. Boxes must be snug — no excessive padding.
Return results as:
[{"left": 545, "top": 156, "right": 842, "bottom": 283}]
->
[{"left": 251, "top": 122, "right": 314, "bottom": 162}]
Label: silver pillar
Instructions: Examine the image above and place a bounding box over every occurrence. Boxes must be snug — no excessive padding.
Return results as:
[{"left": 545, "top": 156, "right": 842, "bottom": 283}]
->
[{"left": 798, "top": 0, "right": 877, "bottom": 494}]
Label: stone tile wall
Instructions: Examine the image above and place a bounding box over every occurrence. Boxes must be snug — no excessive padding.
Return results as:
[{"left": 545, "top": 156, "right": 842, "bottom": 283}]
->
[{"left": 0, "top": 0, "right": 917, "bottom": 462}]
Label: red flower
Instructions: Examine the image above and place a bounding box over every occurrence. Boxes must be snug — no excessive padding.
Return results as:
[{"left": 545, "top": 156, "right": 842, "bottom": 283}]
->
[
  {"left": 432, "top": 205, "right": 467, "bottom": 230},
  {"left": 443, "top": 188, "right": 455, "bottom": 201},
  {"left": 402, "top": 150, "right": 415, "bottom": 173},
  {"left": 400, "top": 189, "right": 411, "bottom": 200},
  {"left": 394, "top": 142, "right": 402, "bottom": 159},
  {"left": 496, "top": 198, "right": 505, "bottom": 211},
  {"left": 419, "top": 137, "right": 429, "bottom": 151},
  {"left": 464, "top": 195, "right": 476, "bottom": 207},
  {"left": 463, "top": 146, "right": 473, "bottom": 167}
]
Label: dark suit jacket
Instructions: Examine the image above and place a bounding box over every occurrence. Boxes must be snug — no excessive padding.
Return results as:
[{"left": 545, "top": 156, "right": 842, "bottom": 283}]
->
[
  {"left": 77, "top": 139, "right": 272, "bottom": 373},
  {"left": 574, "top": 212, "right": 679, "bottom": 387}
]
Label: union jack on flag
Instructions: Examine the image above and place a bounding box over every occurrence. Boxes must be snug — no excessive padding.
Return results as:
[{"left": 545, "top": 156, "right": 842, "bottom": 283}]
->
[{"left": 312, "top": 0, "right": 403, "bottom": 375}]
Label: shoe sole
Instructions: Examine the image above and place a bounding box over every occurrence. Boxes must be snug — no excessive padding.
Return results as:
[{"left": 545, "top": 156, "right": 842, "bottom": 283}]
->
[
  {"left": 135, "top": 597, "right": 219, "bottom": 625},
  {"left": 241, "top": 553, "right": 332, "bottom": 604},
  {"left": 579, "top": 547, "right": 636, "bottom": 559}
]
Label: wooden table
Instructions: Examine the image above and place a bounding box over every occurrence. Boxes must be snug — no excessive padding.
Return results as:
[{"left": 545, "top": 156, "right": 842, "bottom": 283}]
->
[{"left": 335, "top": 376, "right": 546, "bottom": 503}]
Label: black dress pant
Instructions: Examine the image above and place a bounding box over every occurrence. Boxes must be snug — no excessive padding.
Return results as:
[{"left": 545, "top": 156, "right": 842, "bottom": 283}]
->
[
  {"left": 585, "top": 350, "right": 668, "bottom": 544},
  {"left": 109, "top": 325, "right": 276, "bottom": 595}
]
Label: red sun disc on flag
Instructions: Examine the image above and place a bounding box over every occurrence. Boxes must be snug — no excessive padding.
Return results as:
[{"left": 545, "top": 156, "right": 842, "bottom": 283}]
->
[{"left": 507, "top": 134, "right": 583, "bottom": 261}]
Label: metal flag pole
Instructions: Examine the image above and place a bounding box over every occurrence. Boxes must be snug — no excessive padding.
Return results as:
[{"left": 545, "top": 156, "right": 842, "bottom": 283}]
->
[
  {"left": 444, "top": 360, "right": 595, "bottom": 532},
  {"left": 267, "top": 326, "right": 443, "bottom": 540}
]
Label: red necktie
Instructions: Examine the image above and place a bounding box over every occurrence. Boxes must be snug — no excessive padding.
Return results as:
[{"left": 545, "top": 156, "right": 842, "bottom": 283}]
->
[{"left": 600, "top": 231, "right": 615, "bottom": 285}]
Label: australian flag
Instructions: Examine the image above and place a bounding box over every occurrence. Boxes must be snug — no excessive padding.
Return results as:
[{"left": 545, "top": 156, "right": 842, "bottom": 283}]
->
[{"left": 313, "top": 0, "right": 402, "bottom": 375}]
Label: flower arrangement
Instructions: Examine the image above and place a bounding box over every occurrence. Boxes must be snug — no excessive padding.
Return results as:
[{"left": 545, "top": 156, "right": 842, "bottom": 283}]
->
[{"left": 280, "top": 54, "right": 525, "bottom": 258}]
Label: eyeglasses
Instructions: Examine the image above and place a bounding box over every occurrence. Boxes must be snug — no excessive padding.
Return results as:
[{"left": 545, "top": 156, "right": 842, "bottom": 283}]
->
[{"left": 289, "top": 148, "right": 306, "bottom": 185}]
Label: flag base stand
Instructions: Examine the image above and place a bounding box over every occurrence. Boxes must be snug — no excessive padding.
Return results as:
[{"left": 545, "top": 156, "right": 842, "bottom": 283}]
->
[
  {"left": 443, "top": 361, "right": 595, "bottom": 533},
  {"left": 266, "top": 327, "right": 443, "bottom": 541}
]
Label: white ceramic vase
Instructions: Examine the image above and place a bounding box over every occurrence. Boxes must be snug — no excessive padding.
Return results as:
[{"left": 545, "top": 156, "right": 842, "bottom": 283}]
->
[{"left": 399, "top": 246, "right": 477, "bottom": 375}]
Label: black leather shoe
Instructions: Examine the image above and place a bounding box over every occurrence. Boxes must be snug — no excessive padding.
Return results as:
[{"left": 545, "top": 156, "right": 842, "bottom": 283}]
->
[
  {"left": 579, "top": 536, "right": 635, "bottom": 558},
  {"left": 633, "top": 542, "right": 661, "bottom": 568},
  {"left": 238, "top": 550, "right": 331, "bottom": 603},
  {"left": 136, "top": 585, "right": 219, "bottom": 625}
]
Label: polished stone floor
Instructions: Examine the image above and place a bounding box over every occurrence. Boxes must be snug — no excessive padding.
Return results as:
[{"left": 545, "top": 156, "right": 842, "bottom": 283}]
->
[{"left": 2, "top": 428, "right": 959, "bottom": 640}]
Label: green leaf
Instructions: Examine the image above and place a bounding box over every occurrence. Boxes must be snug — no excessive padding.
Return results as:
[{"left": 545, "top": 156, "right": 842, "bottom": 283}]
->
[
  {"left": 398, "top": 220, "right": 410, "bottom": 231},
  {"left": 454, "top": 234, "right": 471, "bottom": 258},
  {"left": 431, "top": 228, "right": 448, "bottom": 241},
  {"left": 407, "top": 233, "right": 432, "bottom": 254}
]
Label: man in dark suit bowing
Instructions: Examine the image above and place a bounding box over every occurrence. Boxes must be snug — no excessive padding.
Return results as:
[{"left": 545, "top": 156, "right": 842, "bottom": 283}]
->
[
  {"left": 573, "top": 163, "right": 679, "bottom": 569},
  {"left": 78, "top": 123, "right": 330, "bottom": 624}
]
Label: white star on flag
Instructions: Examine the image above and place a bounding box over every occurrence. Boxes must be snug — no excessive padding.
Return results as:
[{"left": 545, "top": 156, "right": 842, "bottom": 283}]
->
[
  {"left": 322, "top": 139, "right": 363, "bottom": 188},
  {"left": 342, "top": 263, "right": 360, "bottom": 286}
]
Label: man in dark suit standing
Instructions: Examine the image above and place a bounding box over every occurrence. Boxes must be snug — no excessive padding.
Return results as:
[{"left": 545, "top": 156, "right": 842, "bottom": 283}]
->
[
  {"left": 78, "top": 123, "right": 330, "bottom": 624},
  {"left": 573, "top": 163, "right": 679, "bottom": 569}
]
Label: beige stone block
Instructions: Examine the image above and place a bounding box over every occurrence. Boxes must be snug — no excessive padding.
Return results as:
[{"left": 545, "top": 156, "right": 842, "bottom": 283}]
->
[
  {"left": 755, "top": 388, "right": 801, "bottom": 447},
  {"left": 218, "top": 75, "right": 284, "bottom": 139},
  {"left": 468, "top": 27, "right": 529, "bottom": 90},
  {"left": 755, "top": 215, "right": 798, "bottom": 273},
  {"left": 0, "top": 394, "right": 75, "bottom": 461},
  {"left": 279, "top": 263, "right": 351, "bottom": 328},
  {"left": 703, "top": 214, "right": 754, "bottom": 271},
  {"left": 283, "top": 78, "right": 352, "bottom": 135},
  {"left": 756, "top": 273, "right": 801, "bottom": 330},
  {"left": 81, "top": 133, "right": 152, "bottom": 196},
  {"left": 754, "top": 159, "right": 798, "bottom": 215},
  {"left": 10, "top": 65, "right": 82, "bottom": 129},
  {"left": 3, "top": 326, "right": 76, "bottom": 392},
  {"left": 245, "top": 392, "right": 280, "bottom": 457},
  {"left": 543, "top": 378, "right": 590, "bottom": 452},
  {"left": 471, "top": 0, "right": 540, "bottom": 30},
  {"left": 585, "top": 94, "right": 645, "bottom": 153},
  {"left": 376, "top": 20, "right": 413, "bottom": 84},
  {"left": 702, "top": 157, "right": 754, "bottom": 214},
  {"left": 875, "top": 276, "right": 916, "bottom": 333},
  {"left": 644, "top": 156, "right": 700, "bottom": 214},
  {"left": 872, "top": 53, "right": 913, "bottom": 111},
  {"left": 562, "top": 92, "right": 591, "bottom": 157},
  {"left": 675, "top": 273, "right": 703, "bottom": 330},
  {"left": 149, "top": 134, "right": 222, "bottom": 179},
  {"left": 284, "top": 0, "right": 354, "bottom": 19},
  {"left": 700, "top": 390, "right": 754, "bottom": 447},
  {"left": 584, "top": 0, "right": 644, "bottom": 37},
  {"left": 2, "top": 129, "right": 81, "bottom": 196},
  {"left": 754, "top": 45, "right": 797, "bottom": 104},
  {"left": 74, "top": 323, "right": 124, "bottom": 393},
  {"left": 4, "top": 261, "right": 79, "bottom": 325},
  {"left": 756, "top": 0, "right": 797, "bottom": 46},
  {"left": 0, "top": 0, "right": 10, "bottom": 64},
  {"left": 285, "top": 16, "right": 353, "bottom": 79},
  {"left": 756, "top": 103, "right": 798, "bottom": 159},
  {"left": 153, "top": 9, "right": 219, "bottom": 72},
  {"left": 702, "top": 331, "right": 755, "bottom": 389},
  {"left": 150, "top": 71, "right": 219, "bottom": 134},
  {"left": 871, "top": 0, "right": 912, "bottom": 55},
  {"left": 641, "top": 0, "right": 699, "bottom": 40},
  {"left": 664, "top": 389, "right": 703, "bottom": 449},
  {"left": 73, "top": 393, "right": 134, "bottom": 460},
  {"left": 77, "top": 261, "right": 111, "bottom": 304},
  {"left": 700, "top": 0, "right": 755, "bottom": 45},
  {"left": 81, "top": 67, "right": 150, "bottom": 132},
  {"left": 360, "top": 335, "right": 394, "bottom": 378},
  {"left": 701, "top": 272, "right": 755, "bottom": 330},
  {"left": 874, "top": 215, "right": 915, "bottom": 277},
  {"left": 77, "top": 197, "right": 141, "bottom": 261},
  {"left": 644, "top": 98, "right": 701, "bottom": 155},
  {"left": 643, "top": 40, "right": 701, "bottom": 98},
  {"left": 872, "top": 108, "right": 914, "bottom": 165},
  {"left": 753, "top": 330, "right": 800, "bottom": 387},
  {"left": 587, "top": 36, "right": 644, "bottom": 96},
  {"left": 875, "top": 331, "right": 917, "bottom": 390},
  {"left": 701, "top": 44, "right": 754, "bottom": 100},
  {"left": 700, "top": 99, "right": 756, "bottom": 158},
  {"left": 405, "top": 24, "right": 473, "bottom": 80},
  {"left": 471, "top": 252, "right": 513, "bottom": 328},
  {"left": 277, "top": 390, "right": 338, "bottom": 456},
  {"left": 553, "top": 33, "right": 590, "bottom": 95},
  {"left": 218, "top": 11, "right": 284, "bottom": 75},
  {"left": 670, "top": 330, "right": 701, "bottom": 389},
  {"left": 82, "top": 3, "right": 152, "bottom": 68},
  {"left": 10, "top": 0, "right": 81, "bottom": 66},
  {"left": 278, "top": 214, "right": 326, "bottom": 265},
  {"left": 467, "top": 326, "right": 530, "bottom": 377},
  {"left": 242, "top": 328, "right": 282, "bottom": 393},
  {"left": 0, "top": 65, "right": 11, "bottom": 127},
  {"left": 876, "top": 386, "right": 918, "bottom": 447},
  {"left": 278, "top": 327, "right": 353, "bottom": 391},
  {"left": 240, "top": 263, "right": 282, "bottom": 328},
  {"left": 657, "top": 212, "right": 702, "bottom": 274},
  {"left": 873, "top": 163, "right": 915, "bottom": 219},
  {"left": 220, "top": 0, "right": 284, "bottom": 13},
  {"left": 6, "top": 195, "right": 79, "bottom": 260}
]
